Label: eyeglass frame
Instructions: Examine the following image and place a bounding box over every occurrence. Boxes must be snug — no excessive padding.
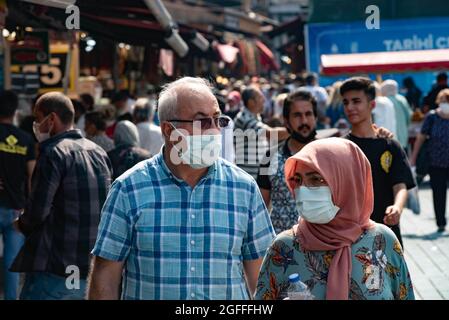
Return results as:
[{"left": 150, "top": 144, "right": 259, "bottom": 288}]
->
[
  {"left": 288, "top": 172, "right": 328, "bottom": 190},
  {"left": 168, "top": 115, "right": 232, "bottom": 130}
]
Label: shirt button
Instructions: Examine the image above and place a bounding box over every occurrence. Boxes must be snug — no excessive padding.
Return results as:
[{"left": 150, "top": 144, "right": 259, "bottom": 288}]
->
[
  {"left": 191, "top": 214, "right": 195, "bottom": 219},
  {"left": 190, "top": 240, "right": 195, "bottom": 245},
  {"left": 191, "top": 267, "right": 195, "bottom": 272},
  {"left": 191, "top": 293, "right": 195, "bottom": 298}
]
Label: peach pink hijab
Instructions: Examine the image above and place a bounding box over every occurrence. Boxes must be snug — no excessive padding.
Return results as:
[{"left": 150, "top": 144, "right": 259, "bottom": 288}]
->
[{"left": 284, "top": 138, "right": 376, "bottom": 300}]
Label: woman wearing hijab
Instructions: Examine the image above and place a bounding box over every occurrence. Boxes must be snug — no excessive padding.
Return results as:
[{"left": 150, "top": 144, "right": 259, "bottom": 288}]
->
[
  {"left": 108, "top": 120, "right": 151, "bottom": 180},
  {"left": 255, "top": 138, "right": 414, "bottom": 300}
]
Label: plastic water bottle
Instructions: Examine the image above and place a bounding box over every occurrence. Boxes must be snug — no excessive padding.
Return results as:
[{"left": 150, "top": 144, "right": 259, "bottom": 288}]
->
[{"left": 286, "top": 273, "right": 314, "bottom": 300}]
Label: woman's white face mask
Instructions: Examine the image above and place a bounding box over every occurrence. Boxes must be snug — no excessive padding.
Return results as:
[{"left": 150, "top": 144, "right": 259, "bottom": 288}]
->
[
  {"left": 295, "top": 186, "right": 340, "bottom": 224},
  {"left": 439, "top": 102, "right": 449, "bottom": 114}
]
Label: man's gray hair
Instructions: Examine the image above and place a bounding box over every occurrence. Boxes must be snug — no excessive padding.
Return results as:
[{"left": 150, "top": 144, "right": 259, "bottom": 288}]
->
[
  {"left": 157, "top": 77, "right": 215, "bottom": 123},
  {"left": 133, "top": 98, "right": 154, "bottom": 122}
]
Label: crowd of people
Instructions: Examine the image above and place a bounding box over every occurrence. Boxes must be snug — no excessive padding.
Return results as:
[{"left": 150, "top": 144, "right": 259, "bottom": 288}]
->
[{"left": 0, "top": 69, "right": 448, "bottom": 300}]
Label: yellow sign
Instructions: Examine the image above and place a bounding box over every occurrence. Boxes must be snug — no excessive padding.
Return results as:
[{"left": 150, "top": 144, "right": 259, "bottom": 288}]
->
[
  {"left": 0, "top": 135, "right": 27, "bottom": 155},
  {"left": 11, "top": 42, "right": 78, "bottom": 95},
  {"left": 380, "top": 151, "right": 393, "bottom": 173}
]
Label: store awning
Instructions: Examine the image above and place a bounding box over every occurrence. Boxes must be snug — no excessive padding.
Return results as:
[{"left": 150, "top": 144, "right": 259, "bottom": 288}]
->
[
  {"left": 320, "top": 48, "right": 449, "bottom": 76},
  {"left": 255, "top": 40, "right": 279, "bottom": 70}
]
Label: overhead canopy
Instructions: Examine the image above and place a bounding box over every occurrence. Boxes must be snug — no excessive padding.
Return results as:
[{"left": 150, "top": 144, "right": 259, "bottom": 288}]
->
[
  {"left": 309, "top": 0, "right": 449, "bottom": 23},
  {"left": 320, "top": 48, "right": 449, "bottom": 76}
]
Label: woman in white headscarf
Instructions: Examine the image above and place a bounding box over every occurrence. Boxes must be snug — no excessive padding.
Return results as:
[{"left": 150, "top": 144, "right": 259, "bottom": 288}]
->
[{"left": 381, "top": 80, "right": 412, "bottom": 150}]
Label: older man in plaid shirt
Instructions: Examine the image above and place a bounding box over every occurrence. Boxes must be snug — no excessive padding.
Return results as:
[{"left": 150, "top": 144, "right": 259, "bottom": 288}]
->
[
  {"left": 11, "top": 92, "right": 112, "bottom": 300},
  {"left": 87, "top": 77, "right": 275, "bottom": 300}
]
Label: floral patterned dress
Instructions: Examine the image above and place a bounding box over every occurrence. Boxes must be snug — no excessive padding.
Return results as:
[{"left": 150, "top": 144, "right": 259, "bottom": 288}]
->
[{"left": 255, "top": 224, "right": 415, "bottom": 300}]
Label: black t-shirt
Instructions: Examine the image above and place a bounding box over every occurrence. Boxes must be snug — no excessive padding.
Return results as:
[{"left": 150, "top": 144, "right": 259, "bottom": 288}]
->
[
  {"left": 346, "top": 134, "right": 415, "bottom": 223},
  {"left": 0, "top": 123, "right": 36, "bottom": 209},
  {"left": 257, "top": 139, "right": 292, "bottom": 190}
]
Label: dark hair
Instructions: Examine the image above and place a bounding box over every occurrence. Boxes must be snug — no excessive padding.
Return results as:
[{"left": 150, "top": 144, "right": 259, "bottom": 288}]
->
[
  {"left": 80, "top": 93, "right": 95, "bottom": 110},
  {"left": 85, "top": 111, "right": 107, "bottom": 131},
  {"left": 111, "top": 90, "right": 128, "bottom": 103},
  {"left": 283, "top": 90, "right": 317, "bottom": 119},
  {"left": 305, "top": 73, "right": 317, "bottom": 86},
  {"left": 280, "top": 87, "right": 291, "bottom": 94},
  {"left": 241, "top": 86, "right": 258, "bottom": 107},
  {"left": 437, "top": 72, "right": 448, "bottom": 82},
  {"left": 0, "top": 90, "right": 19, "bottom": 118},
  {"left": 403, "top": 77, "right": 415, "bottom": 89},
  {"left": 71, "top": 99, "right": 85, "bottom": 113},
  {"left": 35, "top": 92, "right": 75, "bottom": 125},
  {"left": 340, "top": 77, "right": 376, "bottom": 101}
]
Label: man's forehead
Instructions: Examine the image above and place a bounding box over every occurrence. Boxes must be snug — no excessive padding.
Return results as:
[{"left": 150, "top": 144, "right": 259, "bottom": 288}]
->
[
  {"left": 178, "top": 96, "right": 219, "bottom": 117},
  {"left": 292, "top": 100, "right": 314, "bottom": 111},
  {"left": 342, "top": 90, "right": 366, "bottom": 99}
]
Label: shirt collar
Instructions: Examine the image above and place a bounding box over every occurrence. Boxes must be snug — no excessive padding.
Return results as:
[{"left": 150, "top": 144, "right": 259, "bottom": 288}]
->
[
  {"left": 39, "top": 129, "right": 83, "bottom": 149},
  {"left": 242, "top": 107, "right": 262, "bottom": 122}
]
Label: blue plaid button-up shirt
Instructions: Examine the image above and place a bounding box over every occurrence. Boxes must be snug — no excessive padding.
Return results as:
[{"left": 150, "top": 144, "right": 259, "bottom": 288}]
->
[{"left": 92, "top": 151, "right": 275, "bottom": 300}]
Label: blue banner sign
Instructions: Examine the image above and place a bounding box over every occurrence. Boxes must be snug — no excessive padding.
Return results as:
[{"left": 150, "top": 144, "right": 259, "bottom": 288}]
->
[{"left": 306, "top": 16, "right": 449, "bottom": 93}]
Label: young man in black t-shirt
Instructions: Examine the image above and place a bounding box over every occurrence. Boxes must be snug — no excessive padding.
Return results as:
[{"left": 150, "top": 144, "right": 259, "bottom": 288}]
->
[
  {"left": 340, "top": 77, "right": 415, "bottom": 246},
  {"left": 0, "top": 90, "right": 36, "bottom": 299}
]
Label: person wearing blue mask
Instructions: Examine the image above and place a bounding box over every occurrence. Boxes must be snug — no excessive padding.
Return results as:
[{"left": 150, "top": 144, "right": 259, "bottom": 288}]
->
[{"left": 87, "top": 77, "right": 275, "bottom": 300}]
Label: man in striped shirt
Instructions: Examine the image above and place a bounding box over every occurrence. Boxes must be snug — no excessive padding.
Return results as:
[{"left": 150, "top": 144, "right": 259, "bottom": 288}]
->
[{"left": 233, "top": 86, "right": 289, "bottom": 180}]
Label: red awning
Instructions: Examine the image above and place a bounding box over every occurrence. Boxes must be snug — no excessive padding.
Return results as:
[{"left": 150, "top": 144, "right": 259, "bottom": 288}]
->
[
  {"left": 320, "top": 49, "right": 449, "bottom": 76},
  {"left": 255, "top": 40, "right": 280, "bottom": 71}
]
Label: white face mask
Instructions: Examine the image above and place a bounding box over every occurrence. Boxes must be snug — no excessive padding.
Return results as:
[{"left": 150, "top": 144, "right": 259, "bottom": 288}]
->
[
  {"left": 32, "top": 115, "right": 52, "bottom": 143},
  {"left": 295, "top": 186, "right": 340, "bottom": 224},
  {"left": 439, "top": 102, "right": 449, "bottom": 114},
  {"left": 171, "top": 124, "right": 222, "bottom": 169}
]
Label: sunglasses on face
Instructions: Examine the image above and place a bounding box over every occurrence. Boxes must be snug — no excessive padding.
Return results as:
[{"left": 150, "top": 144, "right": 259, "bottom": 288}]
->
[{"left": 169, "top": 115, "right": 231, "bottom": 130}]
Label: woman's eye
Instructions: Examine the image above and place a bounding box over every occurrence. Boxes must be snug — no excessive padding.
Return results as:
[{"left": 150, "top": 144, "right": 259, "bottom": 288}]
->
[{"left": 291, "top": 175, "right": 302, "bottom": 184}]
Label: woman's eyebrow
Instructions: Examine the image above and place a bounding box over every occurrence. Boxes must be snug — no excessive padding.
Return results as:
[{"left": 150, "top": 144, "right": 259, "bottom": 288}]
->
[{"left": 304, "top": 171, "right": 320, "bottom": 177}]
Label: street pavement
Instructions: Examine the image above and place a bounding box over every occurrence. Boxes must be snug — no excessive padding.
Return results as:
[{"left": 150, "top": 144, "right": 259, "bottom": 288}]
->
[
  {"left": 0, "top": 180, "right": 448, "bottom": 300},
  {"left": 401, "top": 181, "right": 449, "bottom": 300}
]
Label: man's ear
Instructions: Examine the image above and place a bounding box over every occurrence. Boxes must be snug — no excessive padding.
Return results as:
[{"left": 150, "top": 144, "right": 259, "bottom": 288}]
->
[
  {"left": 370, "top": 99, "right": 376, "bottom": 110},
  {"left": 48, "top": 112, "right": 58, "bottom": 126},
  {"left": 161, "top": 122, "right": 173, "bottom": 140}
]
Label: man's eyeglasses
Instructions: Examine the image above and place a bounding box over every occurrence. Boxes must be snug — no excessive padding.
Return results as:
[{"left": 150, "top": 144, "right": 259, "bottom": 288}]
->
[{"left": 169, "top": 115, "right": 231, "bottom": 130}]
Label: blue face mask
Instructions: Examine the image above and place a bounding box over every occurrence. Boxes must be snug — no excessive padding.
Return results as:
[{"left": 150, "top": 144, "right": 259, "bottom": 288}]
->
[{"left": 295, "top": 186, "right": 340, "bottom": 224}]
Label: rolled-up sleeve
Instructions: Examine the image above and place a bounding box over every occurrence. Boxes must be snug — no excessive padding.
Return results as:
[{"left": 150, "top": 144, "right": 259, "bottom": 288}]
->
[
  {"left": 242, "top": 183, "right": 275, "bottom": 260},
  {"left": 91, "top": 180, "right": 132, "bottom": 261}
]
